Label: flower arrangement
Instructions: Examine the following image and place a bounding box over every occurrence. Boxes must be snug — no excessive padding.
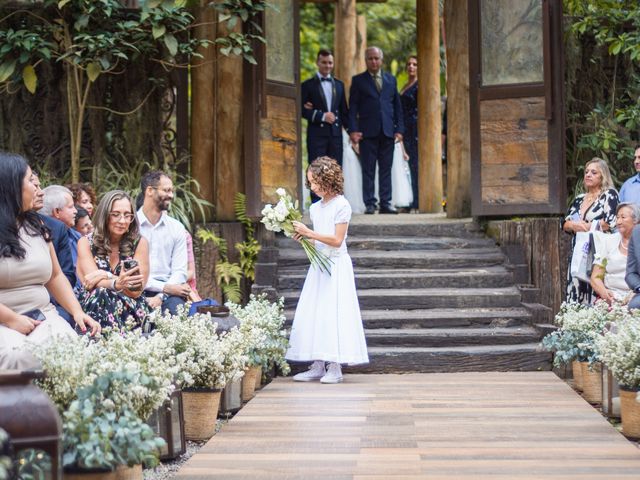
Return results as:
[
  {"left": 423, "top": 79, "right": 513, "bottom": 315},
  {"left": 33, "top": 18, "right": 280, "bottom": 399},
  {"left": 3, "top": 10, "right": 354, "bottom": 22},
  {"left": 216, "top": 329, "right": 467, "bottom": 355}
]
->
[
  {"left": 595, "top": 312, "right": 640, "bottom": 390},
  {"left": 541, "top": 300, "right": 615, "bottom": 366},
  {"left": 228, "top": 294, "right": 291, "bottom": 375},
  {"left": 28, "top": 330, "right": 177, "bottom": 420},
  {"left": 153, "top": 305, "right": 228, "bottom": 390},
  {"left": 261, "top": 188, "right": 333, "bottom": 274}
]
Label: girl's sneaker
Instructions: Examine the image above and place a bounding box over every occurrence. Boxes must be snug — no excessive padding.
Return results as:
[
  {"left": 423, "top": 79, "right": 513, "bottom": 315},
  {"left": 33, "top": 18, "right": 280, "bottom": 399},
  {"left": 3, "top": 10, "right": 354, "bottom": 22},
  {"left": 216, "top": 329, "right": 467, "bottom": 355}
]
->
[
  {"left": 320, "top": 362, "right": 343, "bottom": 384},
  {"left": 293, "top": 360, "right": 326, "bottom": 382}
]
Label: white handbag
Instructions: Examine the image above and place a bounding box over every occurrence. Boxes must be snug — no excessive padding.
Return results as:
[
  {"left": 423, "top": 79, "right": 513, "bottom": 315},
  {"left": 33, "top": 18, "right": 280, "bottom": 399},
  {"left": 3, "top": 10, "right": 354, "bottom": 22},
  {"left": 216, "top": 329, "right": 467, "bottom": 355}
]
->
[{"left": 571, "top": 221, "right": 600, "bottom": 283}]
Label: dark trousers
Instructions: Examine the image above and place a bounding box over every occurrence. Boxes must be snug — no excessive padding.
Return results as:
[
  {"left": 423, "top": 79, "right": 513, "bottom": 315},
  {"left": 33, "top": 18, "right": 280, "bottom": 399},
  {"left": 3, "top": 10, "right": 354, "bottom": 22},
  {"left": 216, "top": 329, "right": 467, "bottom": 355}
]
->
[
  {"left": 144, "top": 291, "right": 185, "bottom": 316},
  {"left": 307, "top": 133, "right": 343, "bottom": 203},
  {"left": 360, "top": 134, "right": 395, "bottom": 208}
]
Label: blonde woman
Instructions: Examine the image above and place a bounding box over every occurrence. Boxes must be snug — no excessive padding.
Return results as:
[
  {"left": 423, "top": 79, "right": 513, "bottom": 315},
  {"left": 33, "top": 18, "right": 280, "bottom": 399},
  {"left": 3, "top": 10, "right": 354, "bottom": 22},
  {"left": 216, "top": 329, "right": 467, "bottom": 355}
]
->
[{"left": 563, "top": 158, "right": 619, "bottom": 303}]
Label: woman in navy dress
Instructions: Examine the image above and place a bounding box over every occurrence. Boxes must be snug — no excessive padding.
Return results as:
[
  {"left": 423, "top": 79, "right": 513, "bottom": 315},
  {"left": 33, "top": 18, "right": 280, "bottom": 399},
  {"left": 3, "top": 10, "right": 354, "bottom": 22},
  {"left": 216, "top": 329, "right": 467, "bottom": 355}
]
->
[{"left": 400, "top": 56, "right": 419, "bottom": 211}]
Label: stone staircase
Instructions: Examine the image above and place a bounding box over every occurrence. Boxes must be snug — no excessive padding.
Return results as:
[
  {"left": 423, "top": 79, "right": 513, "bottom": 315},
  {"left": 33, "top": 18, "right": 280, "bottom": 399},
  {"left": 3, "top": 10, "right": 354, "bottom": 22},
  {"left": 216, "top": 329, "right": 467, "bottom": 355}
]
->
[{"left": 272, "top": 214, "right": 552, "bottom": 373}]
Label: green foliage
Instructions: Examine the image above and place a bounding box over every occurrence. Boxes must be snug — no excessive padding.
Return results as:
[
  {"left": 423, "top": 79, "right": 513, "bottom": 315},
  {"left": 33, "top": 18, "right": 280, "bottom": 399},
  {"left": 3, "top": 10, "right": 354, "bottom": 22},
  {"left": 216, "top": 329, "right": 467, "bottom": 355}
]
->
[
  {"left": 197, "top": 193, "right": 260, "bottom": 303},
  {"left": 62, "top": 370, "right": 165, "bottom": 471},
  {"left": 564, "top": 0, "right": 640, "bottom": 199},
  {"left": 234, "top": 192, "right": 260, "bottom": 282},
  {"left": 95, "top": 152, "right": 212, "bottom": 231},
  {"left": 299, "top": 3, "right": 334, "bottom": 82},
  {"left": 15, "top": 450, "right": 51, "bottom": 480},
  {"left": 0, "top": 0, "right": 269, "bottom": 181}
]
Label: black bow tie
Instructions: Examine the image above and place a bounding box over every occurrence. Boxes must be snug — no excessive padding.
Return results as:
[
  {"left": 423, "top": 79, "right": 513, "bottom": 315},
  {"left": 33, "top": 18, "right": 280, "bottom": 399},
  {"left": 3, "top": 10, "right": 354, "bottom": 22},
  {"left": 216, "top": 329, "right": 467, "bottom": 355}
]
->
[{"left": 320, "top": 77, "right": 331, "bottom": 82}]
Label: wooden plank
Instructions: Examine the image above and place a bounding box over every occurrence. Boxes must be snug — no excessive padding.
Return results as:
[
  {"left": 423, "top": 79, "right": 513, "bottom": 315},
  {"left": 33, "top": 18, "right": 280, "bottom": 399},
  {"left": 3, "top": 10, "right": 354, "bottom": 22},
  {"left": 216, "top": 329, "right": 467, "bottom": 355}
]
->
[
  {"left": 480, "top": 97, "right": 546, "bottom": 121},
  {"left": 175, "top": 373, "right": 640, "bottom": 479},
  {"left": 483, "top": 185, "right": 549, "bottom": 204},
  {"left": 482, "top": 141, "right": 548, "bottom": 165}
]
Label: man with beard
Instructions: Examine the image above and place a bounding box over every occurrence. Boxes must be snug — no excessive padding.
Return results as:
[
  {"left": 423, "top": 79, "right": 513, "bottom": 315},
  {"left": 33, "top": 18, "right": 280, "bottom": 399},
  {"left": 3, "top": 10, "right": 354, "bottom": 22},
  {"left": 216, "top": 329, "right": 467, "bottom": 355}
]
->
[{"left": 137, "top": 171, "right": 189, "bottom": 314}]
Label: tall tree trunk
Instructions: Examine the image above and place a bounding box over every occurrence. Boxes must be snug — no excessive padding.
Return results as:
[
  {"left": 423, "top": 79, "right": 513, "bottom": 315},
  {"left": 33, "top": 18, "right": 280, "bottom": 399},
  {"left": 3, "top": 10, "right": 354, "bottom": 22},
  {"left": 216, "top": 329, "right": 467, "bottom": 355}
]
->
[{"left": 334, "top": 0, "right": 357, "bottom": 92}]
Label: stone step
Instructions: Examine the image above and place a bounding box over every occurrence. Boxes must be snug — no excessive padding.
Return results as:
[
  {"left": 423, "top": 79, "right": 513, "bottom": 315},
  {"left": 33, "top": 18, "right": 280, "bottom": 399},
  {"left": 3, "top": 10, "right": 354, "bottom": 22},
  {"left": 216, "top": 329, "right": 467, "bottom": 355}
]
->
[
  {"left": 276, "top": 235, "right": 496, "bottom": 251},
  {"left": 281, "top": 287, "right": 522, "bottom": 310},
  {"left": 346, "top": 344, "right": 552, "bottom": 373},
  {"left": 284, "top": 307, "right": 532, "bottom": 329},
  {"left": 346, "top": 219, "right": 482, "bottom": 238},
  {"left": 277, "top": 266, "right": 514, "bottom": 290},
  {"left": 277, "top": 248, "right": 505, "bottom": 270},
  {"left": 363, "top": 326, "right": 542, "bottom": 347}
]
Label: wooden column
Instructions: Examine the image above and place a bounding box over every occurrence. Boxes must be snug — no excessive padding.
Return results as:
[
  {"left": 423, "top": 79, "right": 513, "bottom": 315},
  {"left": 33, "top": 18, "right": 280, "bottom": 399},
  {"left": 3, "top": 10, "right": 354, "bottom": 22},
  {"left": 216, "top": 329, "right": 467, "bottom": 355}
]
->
[
  {"left": 334, "top": 0, "right": 357, "bottom": 92},
  {"left": 190, "top": 2, "right": 217, "bottom": 221},
  {"left": 444, "top": 0, "right": 471, "bottom": 218},
  {"left": 417, "top": 0, "right": 443, "bottom": 213},
  {"left": 355, "top": 14, "right": 367, "bottom": 78},
  {"left": 214, "top": 24, "right": 245, "bottom": 221}
]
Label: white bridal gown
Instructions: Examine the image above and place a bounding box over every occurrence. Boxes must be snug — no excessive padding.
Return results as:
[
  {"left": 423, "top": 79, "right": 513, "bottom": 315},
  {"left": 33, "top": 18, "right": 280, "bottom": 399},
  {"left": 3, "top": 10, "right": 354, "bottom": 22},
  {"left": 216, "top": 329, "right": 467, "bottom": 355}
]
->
[
  {"left": 342, "top": 131, "right": 413, "bottom": 211},
  {"left": 285, "top": 195, "right": 369, "bottom": 365}
]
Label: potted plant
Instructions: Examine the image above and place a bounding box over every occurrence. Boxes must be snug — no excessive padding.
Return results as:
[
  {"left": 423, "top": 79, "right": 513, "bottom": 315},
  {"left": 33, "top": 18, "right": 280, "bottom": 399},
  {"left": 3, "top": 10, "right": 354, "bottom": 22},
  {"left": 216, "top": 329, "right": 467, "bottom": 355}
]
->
[
  {"left": 63, "top": 371, "right": 165, "bottom": 480},
  {"left": 541, "top": 301, "right": 614, "bottom": 403},
  {"left": 229, "top": 295, "right": 291, "bottom": 400},
  {"left": 595, "top": 312, "right": 640, "bottom": 438},
  {"left": 154, "top": 306, "right": 229, "bottom": 440}
]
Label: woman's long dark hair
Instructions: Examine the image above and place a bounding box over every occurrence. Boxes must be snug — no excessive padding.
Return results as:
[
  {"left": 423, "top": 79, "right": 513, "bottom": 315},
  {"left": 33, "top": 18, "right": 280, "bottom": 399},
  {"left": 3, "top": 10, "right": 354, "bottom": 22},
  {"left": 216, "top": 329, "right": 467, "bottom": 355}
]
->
[{"left": 0, "top": 152, "right": 49, "bottom": 259}]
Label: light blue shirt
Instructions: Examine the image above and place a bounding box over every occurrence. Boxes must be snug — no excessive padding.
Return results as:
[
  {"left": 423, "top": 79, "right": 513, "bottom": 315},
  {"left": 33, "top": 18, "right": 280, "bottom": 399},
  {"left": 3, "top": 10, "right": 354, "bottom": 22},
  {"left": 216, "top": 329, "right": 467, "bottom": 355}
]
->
[
  {"left": 137, "top": 209, "right": 188, "bottom": 292},
  {"left": 619, "top": 174, "right": 640, "bottom": 206}
]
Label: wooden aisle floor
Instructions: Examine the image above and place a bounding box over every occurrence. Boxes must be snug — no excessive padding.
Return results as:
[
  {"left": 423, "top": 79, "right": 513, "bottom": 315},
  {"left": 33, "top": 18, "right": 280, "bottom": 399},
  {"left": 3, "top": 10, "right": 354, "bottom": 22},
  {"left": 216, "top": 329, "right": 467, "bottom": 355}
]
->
[{"left": 175, "top": 372, "right": 640, "bottom": 479}]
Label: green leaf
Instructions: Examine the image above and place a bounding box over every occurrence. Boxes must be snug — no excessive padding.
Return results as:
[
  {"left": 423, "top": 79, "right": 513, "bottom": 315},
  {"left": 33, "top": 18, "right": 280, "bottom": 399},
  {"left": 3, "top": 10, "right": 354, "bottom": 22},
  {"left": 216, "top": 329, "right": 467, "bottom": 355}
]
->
[
  {"left": 152, "top": 25, "right": 166, "bottom": 40},
  {"left": 164, "top": 34, "right": 178, "bottom": 56},
  {"left": 22, "top": 64, "right": 37, "bottom": 93},
  {"left": 0, "top": 60, "right": 16, "bottom": 83},
  {"left": 58, "top": 0, "right": 72, "bottom": 8},
  {"left": 87, "top": 62, "right": 101, "bottom": 82}
]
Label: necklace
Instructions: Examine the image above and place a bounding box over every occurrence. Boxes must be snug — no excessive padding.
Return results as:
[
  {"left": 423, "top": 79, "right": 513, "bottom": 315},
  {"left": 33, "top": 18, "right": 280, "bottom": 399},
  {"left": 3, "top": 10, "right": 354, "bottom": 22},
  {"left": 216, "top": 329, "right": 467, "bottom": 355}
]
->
[{"left": 621, "top": 242, "right": 629, "bottom": 251}]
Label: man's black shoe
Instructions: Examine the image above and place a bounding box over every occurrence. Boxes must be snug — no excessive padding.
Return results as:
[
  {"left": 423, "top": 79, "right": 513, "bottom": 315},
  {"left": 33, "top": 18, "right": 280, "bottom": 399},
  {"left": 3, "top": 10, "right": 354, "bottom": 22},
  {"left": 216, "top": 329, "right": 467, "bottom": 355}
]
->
[
  {"left": 365, "top": 205, "right": 376, "bottom": 214},
  {"left": 379, "top": 206, "right": 398, "bottom": 214}
]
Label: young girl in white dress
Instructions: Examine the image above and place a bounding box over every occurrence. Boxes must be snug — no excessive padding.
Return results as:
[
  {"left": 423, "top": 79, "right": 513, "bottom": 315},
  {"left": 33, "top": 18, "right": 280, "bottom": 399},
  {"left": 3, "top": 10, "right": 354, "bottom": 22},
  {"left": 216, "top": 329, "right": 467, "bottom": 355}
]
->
[{"left": 286, "top": 157, "right": 369, "bottom": 383}]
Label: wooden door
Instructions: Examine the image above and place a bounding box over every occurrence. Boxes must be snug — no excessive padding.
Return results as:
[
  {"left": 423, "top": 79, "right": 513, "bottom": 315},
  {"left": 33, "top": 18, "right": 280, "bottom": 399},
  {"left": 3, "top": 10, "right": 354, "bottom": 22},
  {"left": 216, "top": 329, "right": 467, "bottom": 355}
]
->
[
  {"left": 244, "top": 0, "right": 300, "bottom": 217},
  {"left": 468, "top": 0, "right": 565, "bottom": 216}
]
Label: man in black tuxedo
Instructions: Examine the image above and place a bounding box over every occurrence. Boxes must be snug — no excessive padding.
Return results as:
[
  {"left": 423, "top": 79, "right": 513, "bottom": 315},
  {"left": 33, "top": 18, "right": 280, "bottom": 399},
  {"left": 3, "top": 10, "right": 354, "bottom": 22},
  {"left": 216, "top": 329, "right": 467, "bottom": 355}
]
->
[
  {"left": 301, "top": 49, "right": 349, "bottom": 202},
  {"left": 349, "top": 46, "right": 404, "bottom": 214}
]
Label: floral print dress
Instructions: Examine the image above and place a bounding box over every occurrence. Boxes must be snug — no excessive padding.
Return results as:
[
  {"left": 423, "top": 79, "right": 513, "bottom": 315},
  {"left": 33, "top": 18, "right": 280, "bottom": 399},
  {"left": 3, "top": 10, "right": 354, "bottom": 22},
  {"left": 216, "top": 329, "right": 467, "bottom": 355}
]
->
[
  {"left": 79, "top": 236, "right": 150, "bottom": 329},
  {"left": 562, "top": 188, "right": 619, "bottom": 304}
]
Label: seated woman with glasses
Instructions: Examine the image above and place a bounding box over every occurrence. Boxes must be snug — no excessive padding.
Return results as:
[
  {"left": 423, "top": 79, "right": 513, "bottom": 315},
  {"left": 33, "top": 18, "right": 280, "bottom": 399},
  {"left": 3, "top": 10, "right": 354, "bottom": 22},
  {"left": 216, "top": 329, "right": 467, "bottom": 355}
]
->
[{"left": 76, "top": 190, "right": 151, "bottom": 330}]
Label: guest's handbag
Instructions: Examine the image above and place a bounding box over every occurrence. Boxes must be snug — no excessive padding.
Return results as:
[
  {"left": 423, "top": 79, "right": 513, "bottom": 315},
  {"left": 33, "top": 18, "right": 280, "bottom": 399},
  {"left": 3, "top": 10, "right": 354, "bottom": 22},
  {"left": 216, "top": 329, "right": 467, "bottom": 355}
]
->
[
  {"left": 571, "top": 221, "right": 600, "bottom": 283},
  {"left": 188, "top": 298, "right": 219, "bottom": 316}
]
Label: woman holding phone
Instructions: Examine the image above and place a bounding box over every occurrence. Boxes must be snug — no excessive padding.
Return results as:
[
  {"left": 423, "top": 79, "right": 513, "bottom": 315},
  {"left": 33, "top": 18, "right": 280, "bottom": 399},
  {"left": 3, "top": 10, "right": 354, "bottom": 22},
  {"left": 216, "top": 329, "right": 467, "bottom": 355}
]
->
[
  {"left": 76, "top": 190, "right": 151, "bottom": 330},
  {"left": 0, "top": 153, "right": 100, "bottom": 368}
]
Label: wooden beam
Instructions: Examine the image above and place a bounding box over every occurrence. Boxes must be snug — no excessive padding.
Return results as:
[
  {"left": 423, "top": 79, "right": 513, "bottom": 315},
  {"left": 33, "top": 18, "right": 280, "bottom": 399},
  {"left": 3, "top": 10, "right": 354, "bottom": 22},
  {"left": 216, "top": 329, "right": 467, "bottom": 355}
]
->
[
  {"left": 190, "top": 1, "right": 216, "bottom": 221},
  {"left": 417, "top": 0, "right": 443, "bottom": 213},
  {"left": 444, "top": 0, "right": 471, "bottom": 218},
  {"left": 334, "top": 0, "right": 357, "bottom": 92}
]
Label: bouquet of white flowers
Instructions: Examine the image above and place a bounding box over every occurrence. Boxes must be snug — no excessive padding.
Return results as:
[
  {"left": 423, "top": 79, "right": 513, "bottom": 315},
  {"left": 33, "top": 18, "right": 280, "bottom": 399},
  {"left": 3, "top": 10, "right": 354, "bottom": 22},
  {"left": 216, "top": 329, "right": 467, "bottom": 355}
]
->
[{"left": 261, "top": 188, "right": 333, "bottom": 274}]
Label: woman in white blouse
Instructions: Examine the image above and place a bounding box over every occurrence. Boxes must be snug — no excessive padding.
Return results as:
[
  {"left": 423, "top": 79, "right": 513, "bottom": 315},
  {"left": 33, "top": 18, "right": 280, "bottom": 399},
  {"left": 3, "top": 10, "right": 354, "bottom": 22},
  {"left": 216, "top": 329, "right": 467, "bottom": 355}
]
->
[{"left": 590, "top": 202, "right": 640, "bottom": 304}]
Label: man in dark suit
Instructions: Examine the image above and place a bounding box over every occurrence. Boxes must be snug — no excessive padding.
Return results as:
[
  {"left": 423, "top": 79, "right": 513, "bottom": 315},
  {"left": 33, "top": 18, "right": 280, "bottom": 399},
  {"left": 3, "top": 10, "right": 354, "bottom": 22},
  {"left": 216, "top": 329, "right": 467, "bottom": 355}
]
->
[
  {"left": 626, "top": 224, "right": 640, "bottom": 309},
  {"left": 301, "top": 49, "right": 349, "bottom": 202},
  {"left": 32, "top": 175, "right": 77, "bottom": 325},
  {"left": 349, "top": 46, "right": 404, "bottom": 214}
]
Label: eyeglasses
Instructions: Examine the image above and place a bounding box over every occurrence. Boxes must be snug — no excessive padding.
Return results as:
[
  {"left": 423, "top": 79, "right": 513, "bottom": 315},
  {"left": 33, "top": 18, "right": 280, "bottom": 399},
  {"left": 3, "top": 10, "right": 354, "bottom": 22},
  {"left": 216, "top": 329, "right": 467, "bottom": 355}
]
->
[
  {"left": 151, "top": 187, "right": 174, "bottom": 195},
  {"left": 109, "top": 212, "right": 135, "bottom": 222}
]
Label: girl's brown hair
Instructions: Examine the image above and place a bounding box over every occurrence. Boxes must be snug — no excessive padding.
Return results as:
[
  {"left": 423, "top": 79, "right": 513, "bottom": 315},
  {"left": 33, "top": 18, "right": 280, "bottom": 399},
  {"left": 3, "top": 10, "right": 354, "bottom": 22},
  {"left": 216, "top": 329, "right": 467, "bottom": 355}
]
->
[{"left": 306, "top": 157, "right": 344, "bottom": 196}]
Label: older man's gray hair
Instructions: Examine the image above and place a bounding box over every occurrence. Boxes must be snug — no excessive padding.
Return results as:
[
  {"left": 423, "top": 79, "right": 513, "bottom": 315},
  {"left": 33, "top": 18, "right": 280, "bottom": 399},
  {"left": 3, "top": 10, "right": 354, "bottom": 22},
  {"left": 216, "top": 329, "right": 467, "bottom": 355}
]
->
[{"left": 41, "top": 185, "right": 73, "bottom": 217}]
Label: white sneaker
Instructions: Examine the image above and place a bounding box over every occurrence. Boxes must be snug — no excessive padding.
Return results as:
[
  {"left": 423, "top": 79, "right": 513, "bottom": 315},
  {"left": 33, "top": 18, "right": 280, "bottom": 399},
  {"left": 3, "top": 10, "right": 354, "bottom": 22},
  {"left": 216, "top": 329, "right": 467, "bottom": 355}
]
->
[
  {"left": 320, "top": 362, "right": 343, "bottom": 384},
  {"left": 293, "top": 361, "right": 325, "bottom": 382}
]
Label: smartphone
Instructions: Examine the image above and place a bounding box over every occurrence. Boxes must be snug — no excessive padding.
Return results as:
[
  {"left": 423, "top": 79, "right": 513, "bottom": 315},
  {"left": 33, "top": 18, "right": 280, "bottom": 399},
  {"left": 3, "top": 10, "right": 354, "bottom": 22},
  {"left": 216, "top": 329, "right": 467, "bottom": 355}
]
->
[
  {"left": 123, "top": 259, "right": 139, "bottom": 270},
  {"left": 23, "top": 309, "right": 46, "bottom": 321}
]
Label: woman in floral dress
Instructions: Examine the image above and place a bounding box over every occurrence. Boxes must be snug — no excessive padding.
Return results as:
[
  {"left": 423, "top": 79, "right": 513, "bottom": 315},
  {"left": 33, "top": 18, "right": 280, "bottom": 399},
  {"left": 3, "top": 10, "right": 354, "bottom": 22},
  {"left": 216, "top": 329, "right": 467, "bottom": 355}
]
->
[
  {"left": 76, "top": 190, "right": 151, "bottom": 330},
  {"left": 562, "top": 158, "right": 619, "bottom": 304}
]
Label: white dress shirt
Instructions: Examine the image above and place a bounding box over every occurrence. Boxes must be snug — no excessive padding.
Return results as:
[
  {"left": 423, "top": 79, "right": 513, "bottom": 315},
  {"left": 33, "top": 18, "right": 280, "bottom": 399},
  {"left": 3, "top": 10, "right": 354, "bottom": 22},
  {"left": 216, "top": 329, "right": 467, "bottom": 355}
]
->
[
  {"left": 317, "top": 73, "right": 333, "bottom": 119},
  {"left": 137, "top": 209, "right": 188, "bottom": 292}
]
